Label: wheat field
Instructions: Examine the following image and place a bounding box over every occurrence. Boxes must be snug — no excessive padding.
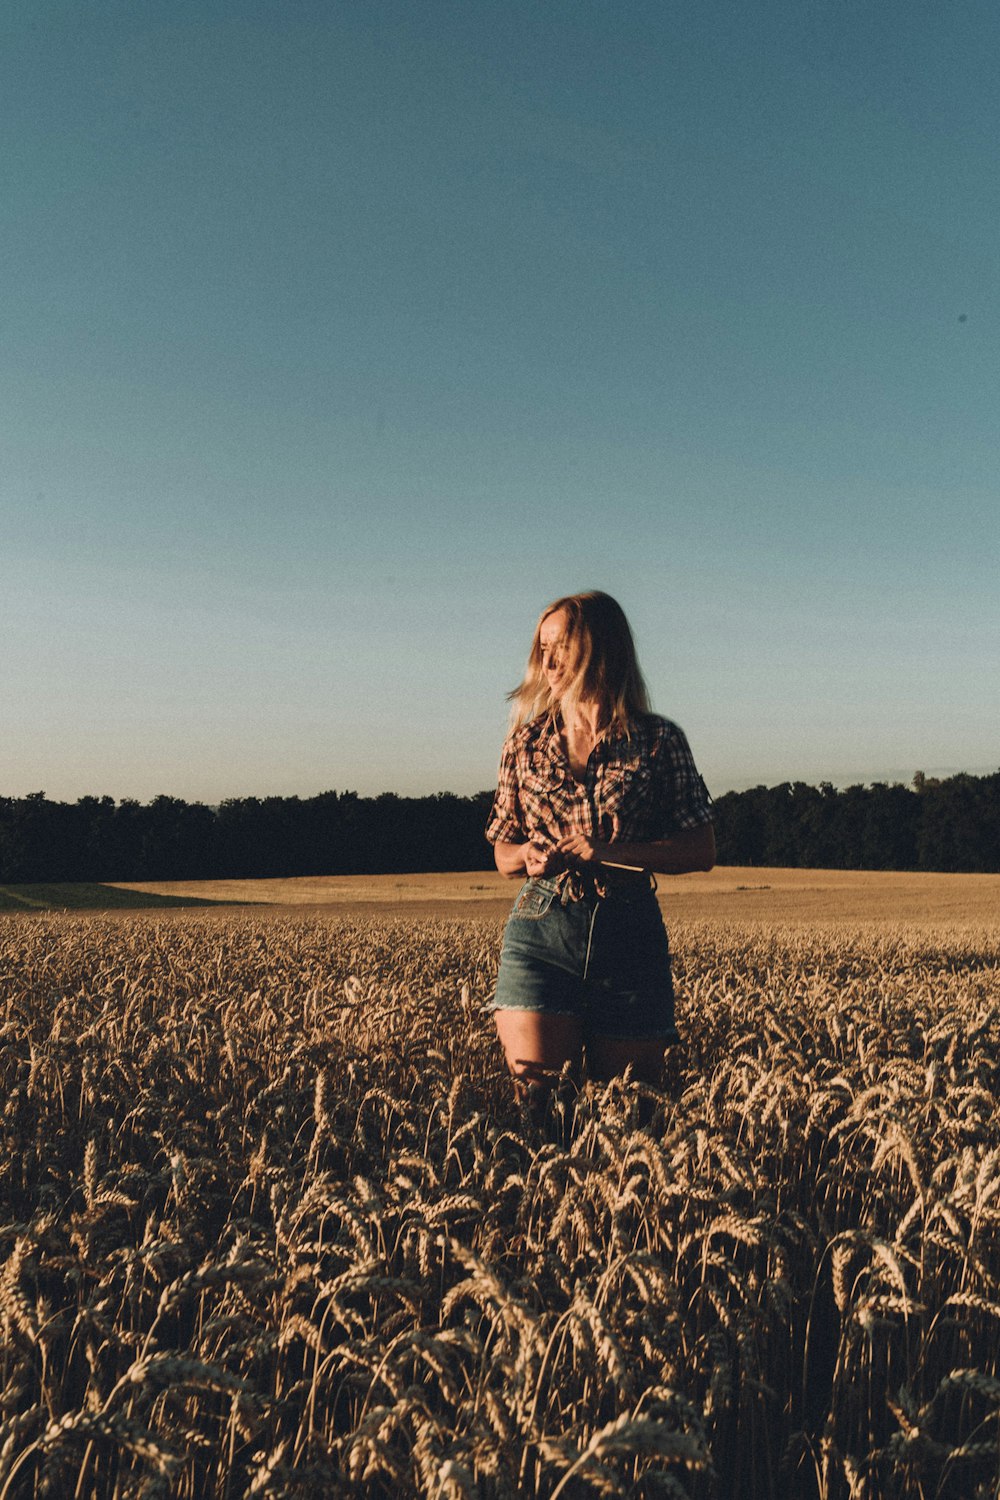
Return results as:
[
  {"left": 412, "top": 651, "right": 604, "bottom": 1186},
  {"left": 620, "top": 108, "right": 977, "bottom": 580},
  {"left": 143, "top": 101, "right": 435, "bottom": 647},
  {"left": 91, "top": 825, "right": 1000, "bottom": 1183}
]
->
[{"left": 1, "top": 885, "right": 999, "bottom": 1497}]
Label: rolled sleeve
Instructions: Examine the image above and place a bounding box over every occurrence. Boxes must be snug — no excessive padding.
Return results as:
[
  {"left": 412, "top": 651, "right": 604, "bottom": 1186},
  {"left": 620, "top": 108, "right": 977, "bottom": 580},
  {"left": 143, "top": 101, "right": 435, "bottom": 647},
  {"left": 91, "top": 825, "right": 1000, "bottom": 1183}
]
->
[
  {"left": 658, "top": 725, "right": 714, "bottom": 833},
  {"left": 485, "top": 736, "right": 526, "bottom": 845}
]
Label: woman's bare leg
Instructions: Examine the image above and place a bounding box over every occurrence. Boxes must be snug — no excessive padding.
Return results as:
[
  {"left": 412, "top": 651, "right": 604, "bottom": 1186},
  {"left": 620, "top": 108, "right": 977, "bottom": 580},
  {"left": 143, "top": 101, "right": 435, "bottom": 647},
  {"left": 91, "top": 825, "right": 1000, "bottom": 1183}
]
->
[{"left": 493, "top": 1010, "right": 583, "bottom": 1123}]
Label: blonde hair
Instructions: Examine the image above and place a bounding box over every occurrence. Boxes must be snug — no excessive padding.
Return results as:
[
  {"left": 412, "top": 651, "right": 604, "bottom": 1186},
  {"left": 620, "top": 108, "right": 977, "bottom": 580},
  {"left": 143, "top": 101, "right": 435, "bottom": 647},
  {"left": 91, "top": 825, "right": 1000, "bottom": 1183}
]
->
[{"left": 509, "top": 591, "right": 651, "bottom": 732}]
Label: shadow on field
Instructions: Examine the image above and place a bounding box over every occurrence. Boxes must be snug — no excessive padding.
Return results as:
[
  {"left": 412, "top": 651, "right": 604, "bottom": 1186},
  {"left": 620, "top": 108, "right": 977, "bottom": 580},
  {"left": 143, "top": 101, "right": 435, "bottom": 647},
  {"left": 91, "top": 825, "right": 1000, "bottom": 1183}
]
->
[{"left": 0, "top": 884, "right": 250, "bottom": 912}]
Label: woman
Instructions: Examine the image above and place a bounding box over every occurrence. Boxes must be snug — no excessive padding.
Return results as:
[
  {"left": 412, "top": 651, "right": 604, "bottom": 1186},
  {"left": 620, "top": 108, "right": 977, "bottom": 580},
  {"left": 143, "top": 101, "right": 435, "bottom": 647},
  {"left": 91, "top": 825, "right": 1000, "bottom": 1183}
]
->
[{"left": 485, "top": 591, "right": 715, "bottom": 1108}]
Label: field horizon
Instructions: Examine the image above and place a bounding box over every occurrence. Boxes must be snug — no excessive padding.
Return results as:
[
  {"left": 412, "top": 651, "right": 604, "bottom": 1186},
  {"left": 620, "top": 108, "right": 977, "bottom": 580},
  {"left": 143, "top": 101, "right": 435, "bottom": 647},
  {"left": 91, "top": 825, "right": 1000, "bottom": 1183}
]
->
[{"left": 94, "top": 864, "right": 1000, "bottom": 932}]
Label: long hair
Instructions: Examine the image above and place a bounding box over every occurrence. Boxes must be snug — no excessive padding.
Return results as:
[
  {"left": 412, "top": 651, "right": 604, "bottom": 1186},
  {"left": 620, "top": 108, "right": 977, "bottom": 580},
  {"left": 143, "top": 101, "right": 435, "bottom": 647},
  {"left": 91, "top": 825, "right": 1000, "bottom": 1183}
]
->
[{"left": 508, "top": 591, "right": 651, "bottom": 732}]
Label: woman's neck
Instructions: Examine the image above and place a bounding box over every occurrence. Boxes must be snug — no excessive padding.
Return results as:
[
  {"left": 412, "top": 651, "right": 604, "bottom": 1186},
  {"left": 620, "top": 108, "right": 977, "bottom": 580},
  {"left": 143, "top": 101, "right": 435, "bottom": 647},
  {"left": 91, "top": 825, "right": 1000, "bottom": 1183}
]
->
[{"left": 561, "top": 701, "right": 605, "bottom": 740}]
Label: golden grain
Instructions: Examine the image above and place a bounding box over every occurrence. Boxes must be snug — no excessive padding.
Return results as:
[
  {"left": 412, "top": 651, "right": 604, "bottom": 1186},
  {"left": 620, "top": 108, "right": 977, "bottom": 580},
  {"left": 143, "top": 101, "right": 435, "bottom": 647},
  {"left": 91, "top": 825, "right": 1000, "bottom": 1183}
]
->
[{"left": 0, "top": 907, "right": 997, "bottom": 1496}]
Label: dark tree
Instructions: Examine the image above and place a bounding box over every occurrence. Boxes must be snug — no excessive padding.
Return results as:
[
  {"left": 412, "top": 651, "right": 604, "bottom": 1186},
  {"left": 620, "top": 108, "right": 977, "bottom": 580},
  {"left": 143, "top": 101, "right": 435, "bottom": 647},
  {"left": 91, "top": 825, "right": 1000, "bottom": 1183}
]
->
[{"left": 2, "top": 772, "right": 998, "bottom": 882}]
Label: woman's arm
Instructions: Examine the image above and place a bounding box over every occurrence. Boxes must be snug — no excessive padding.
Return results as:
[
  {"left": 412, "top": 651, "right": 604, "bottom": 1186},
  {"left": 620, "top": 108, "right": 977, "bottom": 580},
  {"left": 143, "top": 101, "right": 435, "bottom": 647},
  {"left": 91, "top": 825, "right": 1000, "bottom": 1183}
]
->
[
  {"left": 493, "top": 841, "right": 528, "bottom": 879},
  {"left": 494, "top": 841, "right": 567, "bottom": 880},
  {"left": 558, "top": 822, "right": 716, "bottom": 876}
]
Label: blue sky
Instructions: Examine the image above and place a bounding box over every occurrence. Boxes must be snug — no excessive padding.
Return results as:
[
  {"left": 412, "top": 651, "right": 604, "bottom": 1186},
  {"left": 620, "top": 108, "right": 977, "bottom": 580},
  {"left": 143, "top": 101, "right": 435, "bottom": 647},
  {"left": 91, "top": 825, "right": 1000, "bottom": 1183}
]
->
[{"left": 2, "top": 0, "right": 997, "bottom": 803}]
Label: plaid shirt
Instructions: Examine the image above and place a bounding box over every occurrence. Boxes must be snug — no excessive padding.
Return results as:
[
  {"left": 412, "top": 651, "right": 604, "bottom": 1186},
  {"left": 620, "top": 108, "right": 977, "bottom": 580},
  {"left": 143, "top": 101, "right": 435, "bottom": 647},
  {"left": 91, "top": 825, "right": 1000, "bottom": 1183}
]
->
[{"left": 485, "top": 712, "right": 713, "bottom": 894}]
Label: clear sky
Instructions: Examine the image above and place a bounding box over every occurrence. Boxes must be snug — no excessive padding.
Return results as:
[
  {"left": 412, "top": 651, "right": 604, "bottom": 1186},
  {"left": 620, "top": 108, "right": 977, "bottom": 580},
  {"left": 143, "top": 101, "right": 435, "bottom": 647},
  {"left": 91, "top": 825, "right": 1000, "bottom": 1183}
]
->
[{"left": 2, "top": 0, "right": 997, "bottom": 804}]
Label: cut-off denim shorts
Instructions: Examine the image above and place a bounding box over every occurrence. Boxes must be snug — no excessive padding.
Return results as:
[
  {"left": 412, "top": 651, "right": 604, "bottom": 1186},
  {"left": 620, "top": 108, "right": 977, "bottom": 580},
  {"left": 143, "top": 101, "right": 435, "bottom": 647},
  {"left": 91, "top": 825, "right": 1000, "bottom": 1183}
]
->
[{"left": 489, "top": 876, "right": 679, "bottom": 1042}]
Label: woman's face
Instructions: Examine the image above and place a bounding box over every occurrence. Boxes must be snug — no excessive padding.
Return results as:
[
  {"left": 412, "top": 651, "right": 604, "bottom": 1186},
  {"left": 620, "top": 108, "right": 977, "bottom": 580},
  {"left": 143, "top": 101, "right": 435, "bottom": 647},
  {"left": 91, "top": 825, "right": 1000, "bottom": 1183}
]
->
[{"left": 539, "top": 608, "right": 571, "bottom": 699}]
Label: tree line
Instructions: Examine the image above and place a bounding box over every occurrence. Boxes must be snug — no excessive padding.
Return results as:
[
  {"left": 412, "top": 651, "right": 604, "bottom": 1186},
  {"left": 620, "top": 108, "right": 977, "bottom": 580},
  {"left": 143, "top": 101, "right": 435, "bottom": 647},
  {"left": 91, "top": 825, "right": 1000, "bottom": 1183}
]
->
[
  {"left": 0, "top": 771, "right": 997, "bottom": 884},
  {"left": 710, "top": 771, "right": 1000, "bottom": 873}
]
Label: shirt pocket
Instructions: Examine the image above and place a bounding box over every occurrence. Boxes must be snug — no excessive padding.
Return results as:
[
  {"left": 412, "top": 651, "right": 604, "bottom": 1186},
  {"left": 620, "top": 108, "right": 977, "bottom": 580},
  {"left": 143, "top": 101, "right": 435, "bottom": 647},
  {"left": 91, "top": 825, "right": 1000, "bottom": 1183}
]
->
[
  {"left": 521, "top": 750, "right": 572, "bottom": 796},
  {"left": 598, "top": 761, "right": 654, "bottom": 830},
  {"left": 519, "top": 755, "right": 577, "bottom": 834}
]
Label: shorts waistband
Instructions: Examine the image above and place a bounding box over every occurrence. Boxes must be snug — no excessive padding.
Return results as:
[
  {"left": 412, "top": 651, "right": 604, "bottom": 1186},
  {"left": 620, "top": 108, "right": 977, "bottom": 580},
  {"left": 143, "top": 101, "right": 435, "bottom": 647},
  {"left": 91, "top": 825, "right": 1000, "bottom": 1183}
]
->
[{"left": 530, "top": 871, "right": 658, "bottom": 905}]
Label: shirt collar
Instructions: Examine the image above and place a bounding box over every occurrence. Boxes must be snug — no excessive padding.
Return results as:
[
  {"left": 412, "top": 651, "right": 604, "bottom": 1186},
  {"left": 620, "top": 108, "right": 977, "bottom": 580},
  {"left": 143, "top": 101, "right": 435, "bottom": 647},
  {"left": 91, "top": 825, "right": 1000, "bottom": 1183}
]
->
[{"left": 535, "top": 711, "right": 635, "bottom": 764}]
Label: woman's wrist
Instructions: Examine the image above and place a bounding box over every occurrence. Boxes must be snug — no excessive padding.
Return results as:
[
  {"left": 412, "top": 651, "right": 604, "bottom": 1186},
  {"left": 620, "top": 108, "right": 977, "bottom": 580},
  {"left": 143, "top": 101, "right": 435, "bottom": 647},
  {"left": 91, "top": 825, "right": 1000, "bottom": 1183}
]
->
[
  {"left": 493, "top": 841, "right": 529, "bottom": 879},
  {"left": 607, "top": 827, "right": 715, "bottom": 875}
]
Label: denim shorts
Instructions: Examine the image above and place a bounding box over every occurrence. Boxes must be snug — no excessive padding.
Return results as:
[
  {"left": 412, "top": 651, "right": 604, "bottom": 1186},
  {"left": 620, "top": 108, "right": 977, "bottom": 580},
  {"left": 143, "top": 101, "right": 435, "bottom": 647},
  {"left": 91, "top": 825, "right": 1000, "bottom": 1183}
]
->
[{"left": 489, "top": 877, "right": 679, "bottom": 1042}]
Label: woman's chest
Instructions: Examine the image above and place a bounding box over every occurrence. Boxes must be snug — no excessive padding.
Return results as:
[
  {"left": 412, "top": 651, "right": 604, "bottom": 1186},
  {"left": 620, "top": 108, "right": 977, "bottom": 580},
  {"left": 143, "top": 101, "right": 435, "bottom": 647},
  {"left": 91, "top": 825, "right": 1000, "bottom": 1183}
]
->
[
  {"left": 521, "top": 744, "right": 658, "bottom": 820},
  {"left": 562, "top": 728, "right": 596, "bottom": 783}
]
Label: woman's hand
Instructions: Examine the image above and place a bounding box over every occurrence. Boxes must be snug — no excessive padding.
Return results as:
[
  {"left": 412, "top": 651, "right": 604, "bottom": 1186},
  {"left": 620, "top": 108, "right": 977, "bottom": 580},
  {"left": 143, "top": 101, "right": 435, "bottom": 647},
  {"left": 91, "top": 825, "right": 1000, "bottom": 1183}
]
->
[
  {"left": 557, "top": 833, "right": 612, "bottom": 868},
  {"left": 494, "top": 841, "right": 566, "bottom": 879},
  {"left": 524, "top": 843, "right": 566, "bottom": 877}
]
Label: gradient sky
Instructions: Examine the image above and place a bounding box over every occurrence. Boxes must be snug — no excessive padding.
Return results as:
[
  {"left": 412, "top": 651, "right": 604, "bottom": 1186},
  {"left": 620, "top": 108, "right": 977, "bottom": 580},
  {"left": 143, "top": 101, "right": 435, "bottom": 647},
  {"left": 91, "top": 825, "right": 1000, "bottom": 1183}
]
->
[{"left": 2, "top": 0, "right": 997, "bottom": 805}]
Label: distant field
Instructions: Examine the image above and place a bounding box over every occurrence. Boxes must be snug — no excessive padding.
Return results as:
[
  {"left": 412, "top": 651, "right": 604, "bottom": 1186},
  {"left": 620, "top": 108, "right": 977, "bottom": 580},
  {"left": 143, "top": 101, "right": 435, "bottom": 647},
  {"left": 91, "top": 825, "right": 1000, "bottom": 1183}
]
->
[
  {"left": 0, "top": 881, "right": 229, "bottom": 911},
  {"left": 93, "top": 865, "right": 1000, "bottom": 931}
]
